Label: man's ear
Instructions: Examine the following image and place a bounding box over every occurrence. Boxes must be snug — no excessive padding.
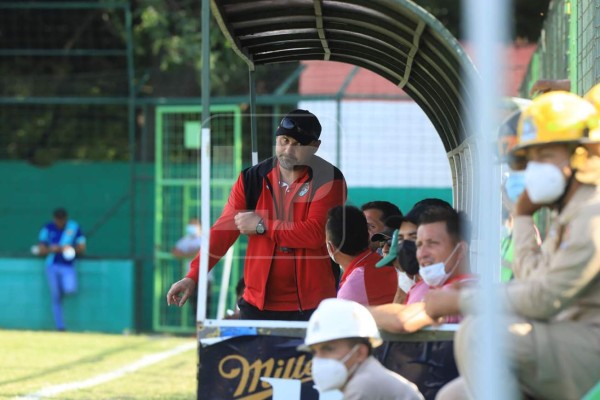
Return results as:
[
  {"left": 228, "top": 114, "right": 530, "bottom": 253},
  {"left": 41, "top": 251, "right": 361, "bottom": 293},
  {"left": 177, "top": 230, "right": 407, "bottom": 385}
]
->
[
  {"left": 311, "top": 139, "right": 321, "bottom": 150},
  {"left": 357, "top": 343, "right": 370, "bottom": 361}
]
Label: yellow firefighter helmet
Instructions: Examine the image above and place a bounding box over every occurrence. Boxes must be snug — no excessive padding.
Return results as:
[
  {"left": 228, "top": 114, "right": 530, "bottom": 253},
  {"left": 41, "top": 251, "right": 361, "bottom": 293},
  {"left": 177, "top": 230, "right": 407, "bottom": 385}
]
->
[
  {"left": 510, "top": 91, "right": 596, "bottom": 170},
  {"left": 583, "top": 83, "right": 600, "bottom": 143}
]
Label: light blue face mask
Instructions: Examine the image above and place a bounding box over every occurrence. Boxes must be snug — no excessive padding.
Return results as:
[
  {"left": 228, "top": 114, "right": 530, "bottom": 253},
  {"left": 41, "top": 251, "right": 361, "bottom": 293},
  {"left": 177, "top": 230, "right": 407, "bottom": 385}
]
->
[{"left": 504, "top": 172, "right": 526, "bottom": 203}]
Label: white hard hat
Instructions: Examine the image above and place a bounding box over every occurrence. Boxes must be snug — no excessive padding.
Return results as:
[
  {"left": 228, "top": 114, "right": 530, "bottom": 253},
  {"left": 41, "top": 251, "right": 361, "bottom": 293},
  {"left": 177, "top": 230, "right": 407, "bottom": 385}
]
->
[{"left": 301, "top": 298, "right": 382, "bottom": 350}]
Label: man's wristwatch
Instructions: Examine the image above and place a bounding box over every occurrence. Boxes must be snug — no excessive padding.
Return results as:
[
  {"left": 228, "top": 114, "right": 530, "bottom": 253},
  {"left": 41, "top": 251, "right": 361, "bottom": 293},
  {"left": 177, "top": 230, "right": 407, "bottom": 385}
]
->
[{"left": 256, "top": 219, "right": 266, "bottom": 235}]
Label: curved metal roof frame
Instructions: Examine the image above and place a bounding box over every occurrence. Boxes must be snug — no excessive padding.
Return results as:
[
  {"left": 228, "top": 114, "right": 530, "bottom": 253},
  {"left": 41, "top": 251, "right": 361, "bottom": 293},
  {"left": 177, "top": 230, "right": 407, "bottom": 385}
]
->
[{"left": 211, "top": 0, "right": 477, "bottom": 152}]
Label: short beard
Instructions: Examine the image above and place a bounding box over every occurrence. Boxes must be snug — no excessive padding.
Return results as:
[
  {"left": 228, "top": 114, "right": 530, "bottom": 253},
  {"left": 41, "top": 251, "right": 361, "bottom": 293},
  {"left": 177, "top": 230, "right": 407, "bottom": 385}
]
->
[{"left": 278, "top": 156, "right": 298, "bottom": 170}]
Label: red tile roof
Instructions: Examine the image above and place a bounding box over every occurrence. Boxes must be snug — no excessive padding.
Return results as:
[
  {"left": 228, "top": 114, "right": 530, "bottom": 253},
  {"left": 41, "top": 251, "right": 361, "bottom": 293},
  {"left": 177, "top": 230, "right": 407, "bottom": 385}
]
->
[{"left": 299, "top": 43, "right": 537, "bottom": 98}]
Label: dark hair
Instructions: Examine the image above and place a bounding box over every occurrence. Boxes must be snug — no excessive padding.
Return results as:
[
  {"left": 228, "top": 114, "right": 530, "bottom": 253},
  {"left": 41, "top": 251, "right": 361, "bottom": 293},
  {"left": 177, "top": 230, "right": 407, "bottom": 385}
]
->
[
  {"left": 326, "top": 205, "right": 369, "bottom": 256},
  {"left": 404, "top": 198, "right": 453, "bottom": 225},
  {"left": 417, "top": 207, "right": 471, "bottom": 244},
  {"left": 53, "top": 208, "right": 67, "bottom": 220},
  {"left": 360, "top": 201, "right": 402, "bottom": 223},
  {"left": 412, "top": 198, "right": 452, "bottom": 211},
  {"left": 383, "top": 215, "right": 403, "bottom": 230}
]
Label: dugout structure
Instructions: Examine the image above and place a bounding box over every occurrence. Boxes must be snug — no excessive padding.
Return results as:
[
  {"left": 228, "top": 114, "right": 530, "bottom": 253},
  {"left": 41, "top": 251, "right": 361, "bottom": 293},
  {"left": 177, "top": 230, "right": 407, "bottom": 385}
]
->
[
  {"left": 194, "top": 1, "right": 479, "bottom": 398},
  {"left": 200, "top": 0, "right": 478, "bottom": 321}
]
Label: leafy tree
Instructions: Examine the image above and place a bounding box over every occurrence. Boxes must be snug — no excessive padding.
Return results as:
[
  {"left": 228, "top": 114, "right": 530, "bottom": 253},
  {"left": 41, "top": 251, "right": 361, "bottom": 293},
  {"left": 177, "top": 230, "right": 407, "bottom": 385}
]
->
[
  {"left": 415, "top": 0, "right": 550, "bottom": 42},
  {"left": 1, "top": 0, "right": 551, "bottom": 163}
]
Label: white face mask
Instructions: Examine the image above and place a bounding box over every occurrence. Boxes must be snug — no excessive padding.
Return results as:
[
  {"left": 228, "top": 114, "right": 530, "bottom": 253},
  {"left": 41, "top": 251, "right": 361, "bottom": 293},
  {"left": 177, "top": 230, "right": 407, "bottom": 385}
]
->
[
  {"left": 186, "top": 224, "right": 200, "bottom": 236},
  {"left": 311, "top": 345, "right": 359, "bottom": 392},
  {"left": 420, "top": 243, "right": 462, "bottom": 287},
  {"left": 396, "top": 270, "right": 416, "bottom": 293},
  {"left": 524, "top": 161, "right": 567, "bottom": 204}
]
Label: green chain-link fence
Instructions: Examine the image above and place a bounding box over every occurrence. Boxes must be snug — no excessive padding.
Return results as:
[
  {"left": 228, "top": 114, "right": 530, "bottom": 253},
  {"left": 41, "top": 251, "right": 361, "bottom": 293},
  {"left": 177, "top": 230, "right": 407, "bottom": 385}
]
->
[
  {"left": 521, "top": 0, "right": 600, "bottom": 96},
  {"left": 153, "top": 105, "right": 243, "bottom": 332}
]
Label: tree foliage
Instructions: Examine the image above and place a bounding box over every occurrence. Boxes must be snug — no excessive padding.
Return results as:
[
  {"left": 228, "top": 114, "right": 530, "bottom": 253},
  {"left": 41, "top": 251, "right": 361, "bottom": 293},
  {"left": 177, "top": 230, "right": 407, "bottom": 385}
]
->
[
  {"left": 415, "top": 0, "right": 550, "bottom": 41},
  {"left": 1, "top": 0, "right": 551, "bottom": 164}
]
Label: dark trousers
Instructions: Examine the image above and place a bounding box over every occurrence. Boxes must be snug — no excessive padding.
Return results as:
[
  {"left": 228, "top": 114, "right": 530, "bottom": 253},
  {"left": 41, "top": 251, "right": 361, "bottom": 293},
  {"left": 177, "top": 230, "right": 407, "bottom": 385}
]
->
[{"left": 237, "top": 298, "right": 315, "bottom": 321}]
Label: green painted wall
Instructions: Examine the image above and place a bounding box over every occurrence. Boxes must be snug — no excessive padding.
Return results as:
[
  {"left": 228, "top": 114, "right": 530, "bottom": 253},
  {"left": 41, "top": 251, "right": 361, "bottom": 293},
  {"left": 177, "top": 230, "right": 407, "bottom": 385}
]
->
[
  {"left": 348, "top": 187, "right": 453, "bottom": 212},
  {"left": 0, "top": 161, "right": 153, "bottom": 258},
  {"left": 0, "top": 258, "right": 134, "bottom": 333},
  {"left": 0, "top": 161, "right": 154, "bottom": 331}
]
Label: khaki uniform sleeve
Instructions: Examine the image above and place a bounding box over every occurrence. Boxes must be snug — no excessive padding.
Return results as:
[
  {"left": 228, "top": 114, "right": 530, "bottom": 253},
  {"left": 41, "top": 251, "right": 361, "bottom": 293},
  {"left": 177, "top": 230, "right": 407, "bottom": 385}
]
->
[
  {"left": 511, "top": 215, "right": 545, "bottom": 279},
  {"left": 459, "top": 208, "right": 600, "bottom": 320},
  {"left": 501, "top": 211, "right": 600, "bottom": 319}
]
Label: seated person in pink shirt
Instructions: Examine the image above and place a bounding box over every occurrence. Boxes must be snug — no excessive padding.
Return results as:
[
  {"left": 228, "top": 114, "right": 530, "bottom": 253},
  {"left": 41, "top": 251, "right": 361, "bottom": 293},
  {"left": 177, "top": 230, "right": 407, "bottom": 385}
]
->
[
  {"left": 326, "top": 205, "right": 397, "bottom": 306},
  {"left": 369, "top": 206, "right": 476, "bottom": 332},
  {"left": 375, "top": 198, "right": 454, "bottom": 304}
]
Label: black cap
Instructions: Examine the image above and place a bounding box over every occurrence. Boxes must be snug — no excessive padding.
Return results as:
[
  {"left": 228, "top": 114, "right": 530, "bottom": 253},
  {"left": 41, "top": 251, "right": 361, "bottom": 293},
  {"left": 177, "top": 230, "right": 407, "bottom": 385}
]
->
[
  {"left": 276, "top": 109, "right": 321, "bottom": 145},
  {"left": 371, "top": 230, "right": 393, "bottom": 242}
]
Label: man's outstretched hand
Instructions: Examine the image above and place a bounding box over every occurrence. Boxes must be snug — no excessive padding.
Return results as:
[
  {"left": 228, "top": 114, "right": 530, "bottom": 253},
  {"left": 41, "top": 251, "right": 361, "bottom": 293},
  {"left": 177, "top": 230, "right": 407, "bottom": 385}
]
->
[{"left": 166, "top": 277, "right": 196, "bottom": 307}]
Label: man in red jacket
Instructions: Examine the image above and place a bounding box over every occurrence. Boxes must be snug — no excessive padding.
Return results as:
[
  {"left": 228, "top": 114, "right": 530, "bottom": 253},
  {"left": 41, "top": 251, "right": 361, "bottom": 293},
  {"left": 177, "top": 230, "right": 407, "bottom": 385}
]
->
[{"left": 166, "top": 109, "right": 347, "bottom": 320}]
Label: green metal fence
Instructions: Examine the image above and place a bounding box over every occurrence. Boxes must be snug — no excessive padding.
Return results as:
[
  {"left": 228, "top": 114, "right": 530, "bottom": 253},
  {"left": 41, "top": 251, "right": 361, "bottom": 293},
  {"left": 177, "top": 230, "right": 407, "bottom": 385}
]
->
[
  {"left": 521, "top": 0, "right": 600, "bottom": 96},
  {"left": 153, "top": 105, "right": 243, "bottom": 333},
  {"left": 575, "top": 0, "right": 600, "bottom": 93}
]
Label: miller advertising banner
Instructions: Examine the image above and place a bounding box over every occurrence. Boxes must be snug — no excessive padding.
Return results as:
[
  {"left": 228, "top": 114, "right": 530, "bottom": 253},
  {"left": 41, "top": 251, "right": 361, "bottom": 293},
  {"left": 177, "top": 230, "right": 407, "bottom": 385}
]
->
[
  {"left": 198, "top": 335, "right": 458, "bottom": 400},
  {"left": 198, "top": 335, "right": 317, "bottom": 400}
]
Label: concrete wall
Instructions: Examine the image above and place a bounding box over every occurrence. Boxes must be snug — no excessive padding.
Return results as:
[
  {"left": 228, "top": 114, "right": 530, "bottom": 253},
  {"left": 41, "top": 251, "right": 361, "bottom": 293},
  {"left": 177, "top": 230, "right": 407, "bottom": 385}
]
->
[{"left": 0, "top": 258, "right": 134, "bottom": 333}]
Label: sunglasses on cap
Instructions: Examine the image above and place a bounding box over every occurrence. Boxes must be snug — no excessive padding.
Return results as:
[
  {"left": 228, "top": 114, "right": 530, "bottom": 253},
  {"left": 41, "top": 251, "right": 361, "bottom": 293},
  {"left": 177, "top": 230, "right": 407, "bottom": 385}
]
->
[
  {"left": 376, "top": 238, "right": 393, "bottom": 248},
  {"left": 279, "top": 117, "right": 317, "bottom": 138}
]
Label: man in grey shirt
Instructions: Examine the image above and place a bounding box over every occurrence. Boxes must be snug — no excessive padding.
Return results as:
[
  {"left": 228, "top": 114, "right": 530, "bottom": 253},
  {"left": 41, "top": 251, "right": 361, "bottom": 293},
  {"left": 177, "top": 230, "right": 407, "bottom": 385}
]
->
[{"left": 301, "top": 298, "right": 424, "bottom": 400}]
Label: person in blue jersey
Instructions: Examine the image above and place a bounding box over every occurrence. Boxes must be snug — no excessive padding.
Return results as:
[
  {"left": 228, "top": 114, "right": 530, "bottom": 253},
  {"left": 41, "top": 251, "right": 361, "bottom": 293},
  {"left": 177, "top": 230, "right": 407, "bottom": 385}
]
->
[{"left": 33, "top": 208, "right": 86, "bottom": 331}]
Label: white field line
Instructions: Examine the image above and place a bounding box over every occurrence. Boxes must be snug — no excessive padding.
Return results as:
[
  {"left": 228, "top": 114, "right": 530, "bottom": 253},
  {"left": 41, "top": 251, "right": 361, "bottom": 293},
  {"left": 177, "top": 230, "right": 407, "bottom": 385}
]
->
[{"left": 15, "top": 341, "right": 196, "bottom": 399}]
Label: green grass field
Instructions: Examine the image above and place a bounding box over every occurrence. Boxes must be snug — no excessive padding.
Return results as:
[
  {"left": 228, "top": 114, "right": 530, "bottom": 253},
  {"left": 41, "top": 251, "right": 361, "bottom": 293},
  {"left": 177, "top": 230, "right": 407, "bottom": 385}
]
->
[{"left": 0, "top": 330, "right": 197, "bottom": 399}]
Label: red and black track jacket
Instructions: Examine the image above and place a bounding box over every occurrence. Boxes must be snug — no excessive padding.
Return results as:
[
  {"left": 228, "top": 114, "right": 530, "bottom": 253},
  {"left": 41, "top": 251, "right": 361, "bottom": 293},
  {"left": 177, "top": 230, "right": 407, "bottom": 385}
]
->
[{"left": 187, "top": 155, "right": 347, "bottom": 311}]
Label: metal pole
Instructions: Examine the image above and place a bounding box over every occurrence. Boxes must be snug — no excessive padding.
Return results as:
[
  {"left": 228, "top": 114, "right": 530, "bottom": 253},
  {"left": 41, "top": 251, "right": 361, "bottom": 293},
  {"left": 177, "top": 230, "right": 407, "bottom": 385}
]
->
[
  {"left": 464, "top": 0, "right": 513, "bottom": 398},
  {"left": 568, "top": 0, "right": 579, "bottom": 94},
  {"left": 335, "top": 67, "right": 358, "bottom": 168},
  {"left": 125, "top": 6, "right": 136, "bottom": 260},
  {"left": 197, "top": 0, "right": 211, "bottom": 323},
  {"left": 249, "top": 69, "right": 259, "bottom": 166}
]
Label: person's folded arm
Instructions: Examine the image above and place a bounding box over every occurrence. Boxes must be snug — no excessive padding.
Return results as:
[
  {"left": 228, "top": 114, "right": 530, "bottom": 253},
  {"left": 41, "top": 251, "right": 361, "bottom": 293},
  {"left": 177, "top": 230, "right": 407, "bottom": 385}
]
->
[
  {"left": 512, "top": 215, "right": 544, "bottom": 279},
  {"left": 502, "top": 213, "right": 600, "bottom": 319},
  {"left": 369, "top": 302, "right": 434, "bottom": 333},
  {"left": 186, "top": 176, "right": 245, "bottom": 283},
  {"left": 263, "top": 179, "right": 346, "bottom": 249},
  {"left": 460, "top": 213, "right": 600, "bottom": 320},
  {"left": 424, "top": 288, "right": 461, "bottom": 319}
]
